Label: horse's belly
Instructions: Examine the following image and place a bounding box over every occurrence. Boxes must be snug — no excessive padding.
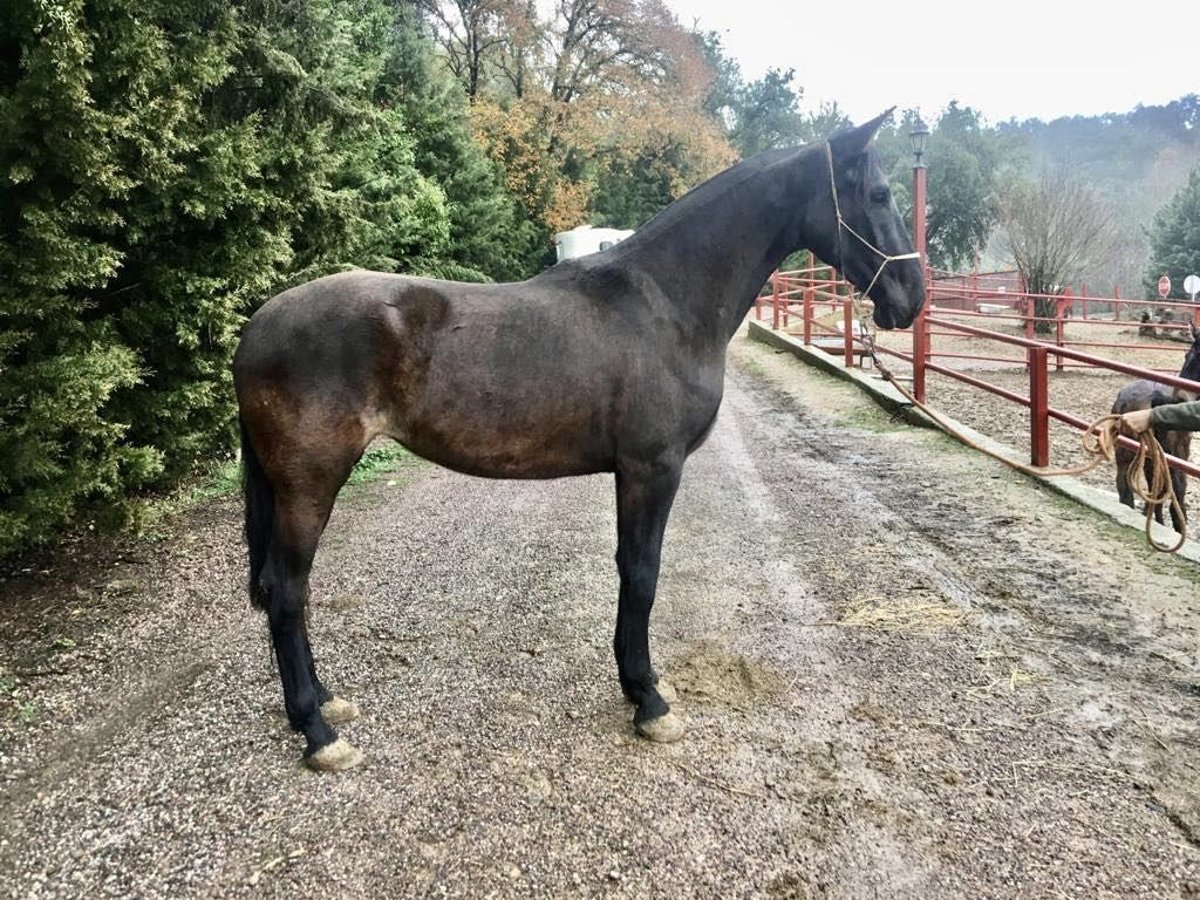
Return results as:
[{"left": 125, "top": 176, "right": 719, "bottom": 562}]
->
[{"left": 393, "top": 412, "right": 611, "bottom": 480}]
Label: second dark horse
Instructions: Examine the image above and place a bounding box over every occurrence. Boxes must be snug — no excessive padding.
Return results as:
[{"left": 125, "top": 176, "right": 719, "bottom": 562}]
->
[
  {"left": 232, "top": 112, "right": 925, "bottom": 770},
  {"left": 1112, "top": 321, "right": 1200, "bottom": 532}
]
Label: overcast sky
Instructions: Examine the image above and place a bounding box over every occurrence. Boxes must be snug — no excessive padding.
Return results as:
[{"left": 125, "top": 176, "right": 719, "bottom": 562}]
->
[{"left": 667, "top": 0, "right": 1197, "bottom": 125}]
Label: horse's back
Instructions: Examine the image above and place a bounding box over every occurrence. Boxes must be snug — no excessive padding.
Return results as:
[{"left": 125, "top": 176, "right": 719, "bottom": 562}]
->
[{"left": 1112, "top": 380, "right": 1174, "bottom": 415}]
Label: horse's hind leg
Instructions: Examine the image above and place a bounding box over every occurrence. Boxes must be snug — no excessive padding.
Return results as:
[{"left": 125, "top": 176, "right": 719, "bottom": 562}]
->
[
  {"left": 241, "top": 405, "right": 366, "bottom": 769},
  {"left": 262, "top": 488, "right": 362, "bottom": 769},
  {"left": 613, "top": 455, "right": 685, "bottom": 743},
  {"left": 1115, "top": 451, "right": 1135, "bottom": 509}
]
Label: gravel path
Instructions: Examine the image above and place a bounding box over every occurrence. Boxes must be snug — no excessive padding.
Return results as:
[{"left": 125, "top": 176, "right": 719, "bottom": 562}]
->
[{"left": 2, "top": 327, "right": 1200, "bottom": 898}]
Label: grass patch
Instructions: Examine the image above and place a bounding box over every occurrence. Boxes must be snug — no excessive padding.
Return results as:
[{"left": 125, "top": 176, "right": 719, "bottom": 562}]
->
[
  {"left": 135, "top": 458, "right": 242, "bottom": 538},
  {"left": 135, "top": 442, "right": 420, "bottom": 536},
  {"left": 737, "top": 352, "right": 767, "bottom": 376},
  {"left": 347, "top": 442, "right": 418, "bottom": 485},
  {"left": 834, "top": 403, "right": 902, "bottom": 433},
  {"left": 155, "top": 458, "right": 241, "bottom": 512},
  {"left": 0, "top": 674, "right": 37, "bottom": 728}
]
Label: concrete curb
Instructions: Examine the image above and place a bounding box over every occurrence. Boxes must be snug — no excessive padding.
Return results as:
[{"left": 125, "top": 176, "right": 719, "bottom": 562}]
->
[{"left": 747, "top": 319, "right": 1200, "bottom": 566}]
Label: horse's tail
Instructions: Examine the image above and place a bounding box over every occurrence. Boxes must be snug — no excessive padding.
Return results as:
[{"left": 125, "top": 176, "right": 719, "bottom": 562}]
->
[{"left": 240, "top": 418, "right": 273, "bottom": 611}]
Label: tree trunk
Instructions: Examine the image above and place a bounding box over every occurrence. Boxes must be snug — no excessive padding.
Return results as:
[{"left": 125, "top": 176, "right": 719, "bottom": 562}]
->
[{"left": 1033, "top": 296, "right": 1057, "bottom": 335}]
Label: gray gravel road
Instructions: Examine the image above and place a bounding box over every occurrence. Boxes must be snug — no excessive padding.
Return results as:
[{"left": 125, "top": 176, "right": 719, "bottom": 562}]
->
[{"left": 2, "top": 328, "right": 1200, "bottom": 898}]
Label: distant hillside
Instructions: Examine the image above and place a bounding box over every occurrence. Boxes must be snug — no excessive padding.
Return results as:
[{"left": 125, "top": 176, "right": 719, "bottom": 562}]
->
[{"left": 993, "top": 95, "right": 1200, "bottom": 295}]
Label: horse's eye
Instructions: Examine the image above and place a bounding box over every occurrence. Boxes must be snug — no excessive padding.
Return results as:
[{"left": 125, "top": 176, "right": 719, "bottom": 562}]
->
[{"left": 870, "top": 187, "right": 890, "bottom": 204}]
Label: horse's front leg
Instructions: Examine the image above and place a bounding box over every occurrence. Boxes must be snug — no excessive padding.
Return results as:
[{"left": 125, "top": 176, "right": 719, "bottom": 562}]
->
[{"left": 613, "top": 456, "right": 685, "bottom": 743}]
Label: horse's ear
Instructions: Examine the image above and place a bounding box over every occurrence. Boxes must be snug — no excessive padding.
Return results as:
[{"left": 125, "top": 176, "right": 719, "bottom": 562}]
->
[
  {"left": 1191, "top": 320, "right": 1199, "bottom": 343},
  {"left": 828, "top": 108, "right": 895, "bottom": 160}
]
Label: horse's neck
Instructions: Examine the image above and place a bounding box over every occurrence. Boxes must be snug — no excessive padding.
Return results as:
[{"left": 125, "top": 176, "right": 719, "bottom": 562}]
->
[{"left": 614, "top": 148, "right": 822, "bottom": 346}]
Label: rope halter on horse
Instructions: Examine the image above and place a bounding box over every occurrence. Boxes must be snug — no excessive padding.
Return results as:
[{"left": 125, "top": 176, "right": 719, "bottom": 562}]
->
[{"left": 824, "top": 141, "right": 920, "bottom": 306}]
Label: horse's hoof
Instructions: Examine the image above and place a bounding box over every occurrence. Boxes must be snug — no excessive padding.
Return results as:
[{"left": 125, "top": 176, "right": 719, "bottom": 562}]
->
[
  {"left": 306, "top": 737, "right": 364, "bottom": 772},
  {"left": 320, "top": 696, "right": 360, "bottom": 725},
  {"left": 623, "top": 679, "right": 677, "bottom": 706},
  {"left": 636, "top": 711, "right": 685, "bottom": 743},
  {"left": 656, "top": 680, "right": 678, "bottom": 704}
]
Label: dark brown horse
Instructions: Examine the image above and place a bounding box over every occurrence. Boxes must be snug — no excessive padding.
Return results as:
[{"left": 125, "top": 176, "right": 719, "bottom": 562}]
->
[
  {"left": 1112, "top": 321, "right": 1200, "bottom": 532},
  {"left": 232, "top": 111, "right": 925, "bottom": 770}
]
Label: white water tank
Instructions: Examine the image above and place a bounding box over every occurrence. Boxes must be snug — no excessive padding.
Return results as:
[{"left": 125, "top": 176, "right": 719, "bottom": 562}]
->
[{"left": 554, "top": 225, "right": 634, "bottom": 262}]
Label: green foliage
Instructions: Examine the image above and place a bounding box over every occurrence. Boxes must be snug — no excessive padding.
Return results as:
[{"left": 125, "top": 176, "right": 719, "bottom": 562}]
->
[
  {"left": 0, "top": 0, "right": 183, "bottom": 556},
  {"left": 1144, "top": 167, "right": 1200, "bottom": 300},
  {"left": 922, "top": 103, "right": 1010, "bottom": 270},
  {"left": 0, "top": 0, "right": 540, "bottom": 561},
  {"left": 590, "top": 135, "right": 729, "bottom": 230},
  {"left": 698, "top": 31, "right": 742, "bottom": 128},
  {"left": 730, "top": 68, "right": 803, "bottom": 158},
  {"left": 699, "top": 35, "right": 812, "bottom": 159},
  {"left": 139, "top": 458, "right": 242, "bottom": 535},
  {"left": 346, "top": 442, "right": 416, "bottom": 485},
  {"left": 591, "top": 150, "right": 678, "bottom": 229},
  {"left": 794, "top": 103, "right": 852, "bottom": 146}
]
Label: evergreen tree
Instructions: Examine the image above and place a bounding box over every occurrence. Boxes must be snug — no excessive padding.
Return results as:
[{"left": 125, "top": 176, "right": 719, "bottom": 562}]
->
[
  {"left": 382, "top": 4, "right": 546, "bottom": 280},
  {"left": 730, "top": 68, "right": 803, "bottom": 158},
  {"left": 1144, "top": 167, "right": 1200, "bottom": 301},
  {"left": 922, "top": 103, "right": 1007, "bottom": 271},
  {"left": 0, "top": 0, "right": 513, "bottom": 558},
  {"left": 0, "top": 0, "right": 235, "bottom": 554}
]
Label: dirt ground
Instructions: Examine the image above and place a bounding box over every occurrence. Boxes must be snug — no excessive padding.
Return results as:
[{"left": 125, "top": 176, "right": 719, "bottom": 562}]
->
[
  {"left": 862, "top": 313, "right": 1200, "bottom": 530},
  {"left": 2, "top": 324, "right": 1200, "bottom": 898}
]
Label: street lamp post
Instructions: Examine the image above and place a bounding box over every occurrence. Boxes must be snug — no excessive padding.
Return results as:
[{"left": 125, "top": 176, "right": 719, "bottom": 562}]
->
[{"left": 910, "top": 118, "right": 930, "bottom": 402}]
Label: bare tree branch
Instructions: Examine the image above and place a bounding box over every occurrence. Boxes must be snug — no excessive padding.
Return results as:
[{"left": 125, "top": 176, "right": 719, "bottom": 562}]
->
[{"left": 996, "top": 169, "right": 1119, "bottom": 331}]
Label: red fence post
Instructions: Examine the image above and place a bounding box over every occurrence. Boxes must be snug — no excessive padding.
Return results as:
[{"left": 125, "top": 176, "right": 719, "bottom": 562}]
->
[
  {"left": 1113, "top": 286, "right": 1121, "bottom": 321},
  {"left": 843, "top": 299, "right": 854, "bottom": 368},
  {"left": 771, "top": 273, "right": 780, "bottom": 330},
  {"left": 1055, "top": 292, "right": 1069, "bottom": 373},
  {"left": 1024, "top": 296, "right": 1035, "bottom": 340},
  {"left": 781, "top": 273, "right": 790, "bottom": 329},
  {"left": 1029, "top": 346, "right": 1050, "bottom": 467},
  {"left": 803, "top": 281, "right": 813, "bottom": 345},
  {"left": 913, "top": 307, "right": 928, "bottom": 403}
]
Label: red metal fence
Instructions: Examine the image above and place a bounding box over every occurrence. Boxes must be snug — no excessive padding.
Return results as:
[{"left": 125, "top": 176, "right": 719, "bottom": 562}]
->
[{"left": 754, "top": 257, "right": 1200, "bottom": 479}]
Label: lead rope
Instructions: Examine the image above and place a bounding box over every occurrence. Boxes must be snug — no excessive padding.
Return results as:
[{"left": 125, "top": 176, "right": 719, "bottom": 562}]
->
[{"left": 822, "top": 143, "right": 1185, "bottom": 553}]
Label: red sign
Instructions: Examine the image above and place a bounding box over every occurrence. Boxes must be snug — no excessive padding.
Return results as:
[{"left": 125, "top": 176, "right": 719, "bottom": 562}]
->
[{"left": 1159, "top": 275, "right": 1171, "bottom": 298}]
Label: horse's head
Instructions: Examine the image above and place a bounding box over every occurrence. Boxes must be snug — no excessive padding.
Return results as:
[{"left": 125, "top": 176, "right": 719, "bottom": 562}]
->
[
  {"left": 814, "top": 111, "right": 926, "bottom": 330},
  {"left": 1178, "top": 321, "right": 1200, "bottom": 400}
]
